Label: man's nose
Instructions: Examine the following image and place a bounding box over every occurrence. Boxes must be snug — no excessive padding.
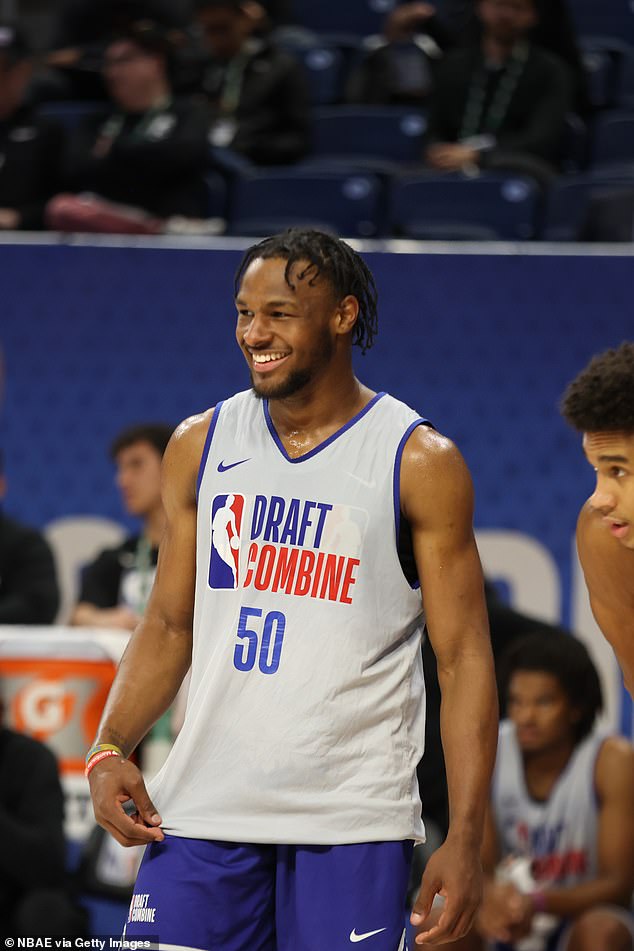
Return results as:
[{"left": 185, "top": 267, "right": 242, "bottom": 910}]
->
[
  {"left": 589, "top": 479, "right": 616, "bottom": 514},
  {"left": 243, "top": 313, "right": 271, "bottom": 347}
]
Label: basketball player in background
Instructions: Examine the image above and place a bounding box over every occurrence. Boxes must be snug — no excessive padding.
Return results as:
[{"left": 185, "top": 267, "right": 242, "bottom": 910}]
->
[
  {"left": 560, "top": 342, "right": 634, "bottom": 696},
  {"left": 450, "top": 631, "right": 634, "bottom": 951},
  {"left": 87, "top": 229, "right": 497, "bottom": 949}
]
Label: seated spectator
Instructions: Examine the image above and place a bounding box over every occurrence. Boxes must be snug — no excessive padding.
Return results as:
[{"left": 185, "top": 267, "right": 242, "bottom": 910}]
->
[
  {"left": 195, "top": 0, "right": 310, "bottom": 165},
  {"left": 347, "top": 3, "right": 448, "bottom": 106},
  {"left": 440, "top": 0, "right": 590, "bottom": 115},
  {"left": 448, "top": 631, "right": 634, "bottom": 951},
  {"left": 0, "top": 712, "right": 87, "bottom": 937},
  {"left": 424, "top": 0, "right": 572, "bottom": 182},
  {"left": 71, "top": 423, "right": 172, "bottom": 631},
  {"left": 578, "top": 189, "right": 634, "bottom": 243},
  {"left": 47, "top": 21, "right": 212, "bottom": 233},
  {"left": 0, "top": 23, "right": 64, "bottom": 230},
  {"left": 0, "top": 451, "right": 60, "bottom": 624}
]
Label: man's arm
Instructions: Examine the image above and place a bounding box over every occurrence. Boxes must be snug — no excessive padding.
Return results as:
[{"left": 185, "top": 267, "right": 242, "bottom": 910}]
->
[
  {"left": 538, "top": 737, "right": 634, "bottom": 917},
  {"left": 88, "top": 410, "right": 211, "bottom": 846},
  {"left": 577, "top": 504, "right": 634, "bottom": 695},
  {"left": 403, "top": 426, "right": 498, "bottom": 945},
  {"left": 71, "top": 549, "right": 138, "bottom": 630}
]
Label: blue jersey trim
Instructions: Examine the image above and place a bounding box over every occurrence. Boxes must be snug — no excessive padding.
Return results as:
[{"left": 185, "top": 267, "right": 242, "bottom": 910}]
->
[
  {"left": 393, "top": 418, "right": 429, "bottom": 590},
  {"left": 263, "top": 391, "right": 386, "bottom": 464},
  {"left": 196, "top": 401, "right": 224, "bottom": 501}
]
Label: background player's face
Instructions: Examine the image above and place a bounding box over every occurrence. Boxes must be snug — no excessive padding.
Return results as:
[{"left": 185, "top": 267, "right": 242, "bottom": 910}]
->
[
  {"left": 507, "top": 670, "right": 579, "bottom": 754},
  {"left": 103, "top": 40, "right": 167, "bottom": 112},
  {"left": 114, "top": 440, "right": 163, "bottom": 518},
  {"left": 235, "top": 256, "right": 340, "bottom": 400},
  {"left": 583, "top": 431, "right": 634, "bottom": 549}
]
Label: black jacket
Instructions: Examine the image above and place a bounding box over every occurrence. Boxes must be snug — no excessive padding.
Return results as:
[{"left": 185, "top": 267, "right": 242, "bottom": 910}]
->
[
  {"left": 64, "top": 97, "right": 210, "bottom": 218},
  {"left": 202, "top": 40, "right": 310, "bottom": 165},
  {"left": 426, "top": 44, "right": 572, "bottom": 166},
  {"left": 0, "top": 512, "right": 59, "bottom": 624},
  {"left": 0, "top": 728, "right": 66, "bottom": 923},
  {"left": 0, "top": 106, "right": 64, "bottom": 230}
]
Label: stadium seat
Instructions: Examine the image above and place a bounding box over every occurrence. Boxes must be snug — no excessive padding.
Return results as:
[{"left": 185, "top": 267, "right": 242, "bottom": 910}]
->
[
  {"left": 289, "top": 0, "right": 396, "bottom": 39},
  {"left": 567, "top": 0, "right": 634, "bottom": 46},
  {"left": 36, "top": 101, "right": 107, "bottom": 130},
  {"left": 542, "top": 175, "right": 634, "bottom": 240},
  {"left": 618, "top": 48, "right": 634, "bottom": 108},
  {"left": 283, "top": 41, "right": 346, "bottom": 104},
  {"left": 311, "top": 106, "right": 427, "bottom": 162},
  {"left": 226, "top": 169, "right": 385, "bottom": 236},
  {"left": 591, "top": 110, "right": 634, "bottom": 169},
  {"left": 580, "top": 39, "right": 628, "bottom": 110},
  {"left": 389, "top": 173, "right": 539, "bottom": 240}
]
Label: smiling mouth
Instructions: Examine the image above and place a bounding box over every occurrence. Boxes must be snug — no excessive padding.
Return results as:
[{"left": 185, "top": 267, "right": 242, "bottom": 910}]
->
[
  {"left": 250, "top": 351, "right": 290, "bottom": 372},
  {"left": 604, "top": 518, "right": 630, "bottom": 537}
]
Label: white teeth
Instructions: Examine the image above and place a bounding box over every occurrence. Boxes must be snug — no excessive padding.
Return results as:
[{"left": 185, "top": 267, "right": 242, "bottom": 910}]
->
[{"left": 252, "top": 352, "right": 287, "bottom": 364}]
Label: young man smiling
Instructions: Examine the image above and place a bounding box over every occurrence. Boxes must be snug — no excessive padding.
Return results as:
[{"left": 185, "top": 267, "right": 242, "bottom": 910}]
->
[
  {"left": 87, "top": 229, "right": 497, "bottom": 950},
  {"left": 561, "top": 342, "right": 634, "bottom": 695}
]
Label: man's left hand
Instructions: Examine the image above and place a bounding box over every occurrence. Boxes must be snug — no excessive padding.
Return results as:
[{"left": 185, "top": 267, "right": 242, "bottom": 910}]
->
[{"left": 410, "top": 836, "right": 483, "bottom": 945}]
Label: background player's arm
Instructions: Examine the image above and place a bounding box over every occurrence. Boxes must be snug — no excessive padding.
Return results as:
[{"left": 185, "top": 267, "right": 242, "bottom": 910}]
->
[
  {"left": 577, "top": 505, "right": 634, "bottom": 694},
  {"left": 403, "top": 427, "right": 498, "bottom": 945},
  {"left": 88, "top": 411, "right": 211, "bottom": 846}
]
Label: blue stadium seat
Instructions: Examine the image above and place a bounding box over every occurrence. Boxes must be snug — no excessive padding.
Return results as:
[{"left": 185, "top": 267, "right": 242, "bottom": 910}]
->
[
  {"left": 591, "top": 110, "right": 634, "bottom": 169},
  {"left": 36, "top": 101, "right": 107, "bottom": 129},
  {"left": 580, "top": 39, "right": 628, "bottom": 109},
  {"left": 204, "top": 171, "right": 229, "bottom": 218},
  {"left": 618, "top": 48, "right": 634, "bottom": 108},
  {"left": 567, "top": 0, "right": 634, "bottom": 45},
  {"left": 542, "top": 175, "right": 634, "bottom": 240},
  {"left": 389, "top": 173, "right": 539, "bottom": 240},
  {"left": 312, "top": 106, "right": 427, "bottom": 162},
  {"left": 227, "top": 169, "right": 385, "bottom": 236},
  {"left": 283, "top": 41, "right": 346, "bottom": 104},
  {"left": 289, "top": 0, "right": 396, "bottom": 38}
]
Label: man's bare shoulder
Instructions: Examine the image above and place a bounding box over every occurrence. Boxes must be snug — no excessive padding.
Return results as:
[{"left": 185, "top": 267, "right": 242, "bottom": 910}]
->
[
  {"left": 400, "top": 425, "right": 473, "bottom": 523},
  {"left": 162, "top": 409, "right": 215, "bottom": 496}
]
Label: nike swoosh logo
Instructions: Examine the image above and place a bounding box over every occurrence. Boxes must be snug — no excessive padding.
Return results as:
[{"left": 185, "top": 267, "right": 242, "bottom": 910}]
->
[
  {"left": 217, "top": 458, "right": 250, "bottom": 472},
  {"left": 349, "top": 928, "right": 387, "bottom": 943}
]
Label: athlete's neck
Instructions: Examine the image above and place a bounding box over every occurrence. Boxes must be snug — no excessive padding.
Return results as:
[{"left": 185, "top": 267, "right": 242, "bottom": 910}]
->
[
  {"left": 522, "top": 738, "right": 577, "bottom": 800},
  {"left": 268, "top": 374, "right": 375, "bottom": 458},
  {"left": 143, "top": 506, "right": 167, "bottom": 548}
]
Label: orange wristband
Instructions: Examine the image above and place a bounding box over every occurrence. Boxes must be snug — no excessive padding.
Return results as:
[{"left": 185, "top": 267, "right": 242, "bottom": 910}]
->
[{"left": 85, "top": 748, "right": 122, "bottom": 778}]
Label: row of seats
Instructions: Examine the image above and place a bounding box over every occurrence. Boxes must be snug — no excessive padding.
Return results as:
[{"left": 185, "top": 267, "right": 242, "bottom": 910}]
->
[
  {"left": 286, "top": 0, "right": 634, "bottom": 47},
  {"left": 38, "top": 102, "right": 634, "bottom": 172},
  {"left": 204, "top": 168, "right": 633, "bottom": 241}
]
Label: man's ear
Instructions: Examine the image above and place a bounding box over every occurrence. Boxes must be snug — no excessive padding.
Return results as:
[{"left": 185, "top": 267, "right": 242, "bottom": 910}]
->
[{"left": 335, "top": 295, "right": 360, "bottom": 337}]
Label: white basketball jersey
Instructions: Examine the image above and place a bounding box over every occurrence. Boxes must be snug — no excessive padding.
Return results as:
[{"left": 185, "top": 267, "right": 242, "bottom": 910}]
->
[
  {"left": 149, "top": 389, "right": 428, "bottom": 845},
  {"left": 493, "top": 720, "right": 605, "bottom": 887}
]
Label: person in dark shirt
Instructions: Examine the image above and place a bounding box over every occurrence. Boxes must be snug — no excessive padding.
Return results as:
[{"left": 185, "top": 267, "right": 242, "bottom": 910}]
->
[
  {"left": 50, "top": 20, "right": 210, "bottom": 226},
  {"left": 439, "top": 0, "right": 589, "bottom": 115},
  {"left": 0, "top": 23, "right": 63, "bottom": 230},
  {"left": 0, "top": 723, "right": 86, "bottom": 936},
  {"left": 425, "top": 0, "right": 572, "bottom": 179},
  {"left": 196, "top": 0, "right": 310, "bottom": 165},
  {"left": 71, "top": 423, "right": 172, "bottom": 631},
  {"left": 0, "top": 452, "right": 59, "bottom": 624}
]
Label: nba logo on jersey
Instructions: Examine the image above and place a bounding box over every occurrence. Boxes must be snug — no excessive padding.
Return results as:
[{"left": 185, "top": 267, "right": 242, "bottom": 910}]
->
[{"left": 209, "top": 494, "right": 245, "bottom": 589}]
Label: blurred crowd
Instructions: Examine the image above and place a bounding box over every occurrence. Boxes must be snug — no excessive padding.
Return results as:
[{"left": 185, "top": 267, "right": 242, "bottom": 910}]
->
[{"left": 0, "top": 0, "right": 632, "bottom": 240}]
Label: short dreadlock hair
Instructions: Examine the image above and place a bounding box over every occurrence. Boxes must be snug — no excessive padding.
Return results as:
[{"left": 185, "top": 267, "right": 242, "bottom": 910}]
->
[
  {"left": 234, "top": 229, "right": 379, "bottom": 354},
  {"left": 500, "top": 630, "right": 603, "bottom": 744},
  {"left": 561, "top": 341, "right": 634, "bottom": 433}
]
